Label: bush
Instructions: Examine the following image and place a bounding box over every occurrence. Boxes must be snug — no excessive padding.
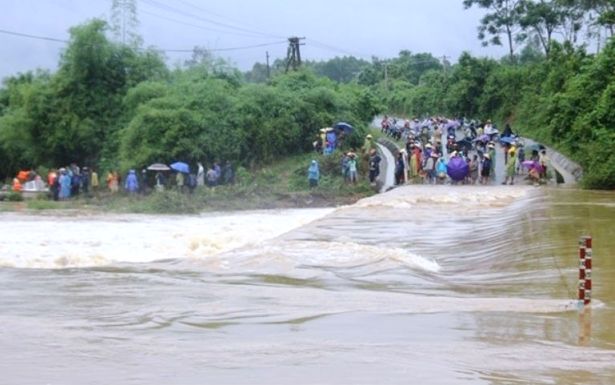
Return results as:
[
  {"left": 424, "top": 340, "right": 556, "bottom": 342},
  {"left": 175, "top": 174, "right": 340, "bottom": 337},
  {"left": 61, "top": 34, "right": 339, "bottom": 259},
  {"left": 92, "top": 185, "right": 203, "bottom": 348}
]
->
[{"left": 6, "top": 192, "right": 23, "bottom": 201}]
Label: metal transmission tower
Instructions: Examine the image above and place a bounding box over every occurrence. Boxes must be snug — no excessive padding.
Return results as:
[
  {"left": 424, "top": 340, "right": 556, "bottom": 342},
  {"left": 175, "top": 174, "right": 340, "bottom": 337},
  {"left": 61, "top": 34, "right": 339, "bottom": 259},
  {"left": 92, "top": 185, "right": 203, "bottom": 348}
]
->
[
  {"left": 110, "top": 0, "right": 141, "bottom": 47},
  {"left": 285, "top": 36, "right": 305, "bottom": 72}
]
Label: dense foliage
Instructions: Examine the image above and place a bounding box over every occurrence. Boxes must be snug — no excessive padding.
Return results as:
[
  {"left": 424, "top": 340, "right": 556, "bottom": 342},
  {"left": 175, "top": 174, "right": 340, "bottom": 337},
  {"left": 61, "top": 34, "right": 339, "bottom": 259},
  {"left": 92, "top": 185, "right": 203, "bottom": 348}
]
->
[
  {"left": 0, "top": 19, "right": 377, "bottom": 181},
  {"left": 1, "top": 0, "right": 614, "bottom": 189}
]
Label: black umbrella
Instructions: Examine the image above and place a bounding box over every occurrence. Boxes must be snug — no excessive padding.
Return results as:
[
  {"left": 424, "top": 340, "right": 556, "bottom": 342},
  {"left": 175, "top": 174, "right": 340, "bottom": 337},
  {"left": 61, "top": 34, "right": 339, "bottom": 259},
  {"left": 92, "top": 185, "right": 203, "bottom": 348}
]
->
[{"left": 334, "top": 122, "right": 354, "bottom": 134}]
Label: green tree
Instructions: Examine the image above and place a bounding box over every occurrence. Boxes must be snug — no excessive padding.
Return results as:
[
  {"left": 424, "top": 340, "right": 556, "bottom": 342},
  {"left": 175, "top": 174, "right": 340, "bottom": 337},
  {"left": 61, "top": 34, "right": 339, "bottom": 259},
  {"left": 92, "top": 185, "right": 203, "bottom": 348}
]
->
[
  {"left": 306, "top": 56, "right": 371, "bottom": 83},
  {"left": 519, "top": 0, "right": 567, "bottom": 58},
  {"left": 387, "top": 51, "right": 443, "bottom": 85},
  {"left": 463, "top": 0, "right": 526, "bottom": 61},
  {"left": 445, "top": 53, "right": 497, "bottom": 117}
]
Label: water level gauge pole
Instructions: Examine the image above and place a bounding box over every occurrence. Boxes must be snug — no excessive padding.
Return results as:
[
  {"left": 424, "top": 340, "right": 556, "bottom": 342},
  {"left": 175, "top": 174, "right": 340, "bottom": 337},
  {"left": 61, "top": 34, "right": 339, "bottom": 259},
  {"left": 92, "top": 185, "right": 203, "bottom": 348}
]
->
[
  {"left": 583, "top": 236, "right": 592, "bottom": 306},
  {"left": 578, "top": 236, "right": 592, "bottom": 307}
]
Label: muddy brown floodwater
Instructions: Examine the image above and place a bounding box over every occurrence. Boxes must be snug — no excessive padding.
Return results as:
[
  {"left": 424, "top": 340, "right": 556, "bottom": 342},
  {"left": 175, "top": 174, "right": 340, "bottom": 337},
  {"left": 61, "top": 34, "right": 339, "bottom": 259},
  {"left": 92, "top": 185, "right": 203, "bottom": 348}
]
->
[{"left": 1, "top": 185, "right": 614, "bottom": 384}]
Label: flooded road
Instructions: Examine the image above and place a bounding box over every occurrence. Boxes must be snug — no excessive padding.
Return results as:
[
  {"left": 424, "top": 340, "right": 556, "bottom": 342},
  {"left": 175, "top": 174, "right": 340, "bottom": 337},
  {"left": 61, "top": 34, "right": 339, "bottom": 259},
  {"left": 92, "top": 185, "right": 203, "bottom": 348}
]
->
[{"left": 1, "top": 186, "right": 614, "bottom": 384}]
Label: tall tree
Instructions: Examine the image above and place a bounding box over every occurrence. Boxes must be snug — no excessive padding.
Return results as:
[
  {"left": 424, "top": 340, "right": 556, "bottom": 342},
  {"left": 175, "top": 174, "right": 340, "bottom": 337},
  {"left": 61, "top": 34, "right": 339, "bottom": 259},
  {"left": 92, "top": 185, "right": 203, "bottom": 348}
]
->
[
  {"left": 463, "top": 0, "right": 525, "bottom": 61},
  {"left": 519, "top": 0, "right": 566, "bottom": 58},
  {"left": 575, "top": 0, "right": 615, "bottom": 36}
]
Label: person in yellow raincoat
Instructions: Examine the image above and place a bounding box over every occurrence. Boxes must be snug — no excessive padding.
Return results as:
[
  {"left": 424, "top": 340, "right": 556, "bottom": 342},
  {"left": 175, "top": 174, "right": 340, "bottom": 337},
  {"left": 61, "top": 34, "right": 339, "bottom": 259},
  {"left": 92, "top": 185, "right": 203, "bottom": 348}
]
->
[
  {"left": 409, "top": 144, "right": 422, "bottom": 179},
  {"left": 362, "top": 134, "right": 376, "bottom": 155}
]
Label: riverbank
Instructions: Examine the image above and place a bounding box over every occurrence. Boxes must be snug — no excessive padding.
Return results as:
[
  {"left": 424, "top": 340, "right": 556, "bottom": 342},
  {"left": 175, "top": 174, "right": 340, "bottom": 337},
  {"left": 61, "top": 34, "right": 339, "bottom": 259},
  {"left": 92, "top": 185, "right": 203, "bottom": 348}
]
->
[{"left": 0, "top": 152, "right": 377, "bottom": 215}]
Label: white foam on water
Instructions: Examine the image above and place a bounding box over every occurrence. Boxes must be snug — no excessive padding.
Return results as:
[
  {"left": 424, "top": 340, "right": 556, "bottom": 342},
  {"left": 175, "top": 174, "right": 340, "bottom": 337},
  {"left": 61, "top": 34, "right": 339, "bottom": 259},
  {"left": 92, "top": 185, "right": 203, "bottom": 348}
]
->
[
  {"left": 200, "top": 240, "right": 441, "bottom": 276},
  {"left": 355, "top": 185, "right": 533, "bottom": 210},
  {"left": 0, "top": 208, "right": 334, "bottom": 269}
]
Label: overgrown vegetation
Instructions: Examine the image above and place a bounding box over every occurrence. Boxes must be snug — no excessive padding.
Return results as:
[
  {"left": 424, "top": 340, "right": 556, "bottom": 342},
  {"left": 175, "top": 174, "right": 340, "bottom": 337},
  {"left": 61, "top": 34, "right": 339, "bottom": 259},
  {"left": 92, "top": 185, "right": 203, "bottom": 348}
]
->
[
  {"left": 0, "top": 19, "right": 379, "bottom": 184},
  {"left": 357, "top": 40, "right": 615, "bottom": 189},
  {"left": 1, "top": 0, "right": 614, "bottom": 191}
]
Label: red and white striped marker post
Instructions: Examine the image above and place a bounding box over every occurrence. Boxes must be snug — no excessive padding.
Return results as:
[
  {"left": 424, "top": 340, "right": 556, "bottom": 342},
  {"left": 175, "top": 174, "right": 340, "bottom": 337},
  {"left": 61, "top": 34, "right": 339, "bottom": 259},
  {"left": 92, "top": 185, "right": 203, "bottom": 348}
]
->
[{"left": 578, "top": 236, "right": 592, "bottom": 307}]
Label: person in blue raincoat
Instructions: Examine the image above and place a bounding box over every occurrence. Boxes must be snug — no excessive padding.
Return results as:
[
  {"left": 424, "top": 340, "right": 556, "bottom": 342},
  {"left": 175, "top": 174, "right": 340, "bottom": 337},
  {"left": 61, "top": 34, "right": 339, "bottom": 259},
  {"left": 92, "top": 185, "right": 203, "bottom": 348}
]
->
[
  {"left": 58, "top": 168, "right": 72, "bottom": 200},
  {"left": 308, "top": 160, "right": 320, "bottom": 187},
  {"left": 326, "top": 130, "right": 337, "bottom": 152},
  {"left": 435, "top": 155, "right": 448, "bottom": 184},
  {"left": 124, "top": 170, "right": 139, "bottom": 194}
]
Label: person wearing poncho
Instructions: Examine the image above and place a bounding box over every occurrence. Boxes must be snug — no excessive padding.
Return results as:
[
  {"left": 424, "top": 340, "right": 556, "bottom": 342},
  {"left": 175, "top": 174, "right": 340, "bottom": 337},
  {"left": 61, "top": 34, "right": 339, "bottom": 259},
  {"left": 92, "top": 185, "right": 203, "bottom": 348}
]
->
[{"left": 308, "top": 160, "right": 320, "bottom": 188}]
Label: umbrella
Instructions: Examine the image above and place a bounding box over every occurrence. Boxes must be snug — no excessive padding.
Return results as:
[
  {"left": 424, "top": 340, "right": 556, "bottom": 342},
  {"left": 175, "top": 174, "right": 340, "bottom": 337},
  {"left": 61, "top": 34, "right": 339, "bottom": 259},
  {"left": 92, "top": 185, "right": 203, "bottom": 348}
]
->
[
  {"left": 147, "top": 163, "right": 170, "bottom": 171},
  {"left": 445, "top": 120, "right": 460, "bottom": 130},
  {"left": 473, "top": 134, "right": 490, "bottom": 143},
  {"left": 522, "top": 160, "right": 544, "bottom": 172},
  {"left": 456, "top": 138, "right": 473, "bottom": 153},
  {"left": 447, "top": 156, "right": 469, "bottom": 181},
  {"left": 334, "top": 122, "right": 353, "bottom": 134},
  {"left": 170, "top": 161, "right": 190, "bottom": 174},
  {"left": 499, "top": 136, "right": 516, "bottom": 144},
  {"left": 527, "top": 143, "right": 546, "bottom": 152}
]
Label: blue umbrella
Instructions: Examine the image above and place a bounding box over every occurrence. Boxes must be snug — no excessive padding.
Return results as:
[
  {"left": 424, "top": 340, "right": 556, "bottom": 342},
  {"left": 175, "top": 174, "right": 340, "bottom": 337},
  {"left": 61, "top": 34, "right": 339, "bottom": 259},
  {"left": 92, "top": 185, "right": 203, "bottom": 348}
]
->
[
  {"left": 334, "top": 122, "right": 353, "bottom": 134},
  {"left": 499, "top": 136, "right": 516, "bottom": 144},
  {"left": 170, "top": 161, "right": 190, "bottom": 174},
  {"left": 447, "top": 156, "right": 469, "bottom": 181}
]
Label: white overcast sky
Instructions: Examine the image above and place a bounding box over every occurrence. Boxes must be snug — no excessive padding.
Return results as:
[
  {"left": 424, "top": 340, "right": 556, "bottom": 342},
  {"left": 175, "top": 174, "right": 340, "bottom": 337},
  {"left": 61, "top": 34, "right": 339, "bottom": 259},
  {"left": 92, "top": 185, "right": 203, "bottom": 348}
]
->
[{"left": 0, "top": 0, "right": 507, "bottom": 80}]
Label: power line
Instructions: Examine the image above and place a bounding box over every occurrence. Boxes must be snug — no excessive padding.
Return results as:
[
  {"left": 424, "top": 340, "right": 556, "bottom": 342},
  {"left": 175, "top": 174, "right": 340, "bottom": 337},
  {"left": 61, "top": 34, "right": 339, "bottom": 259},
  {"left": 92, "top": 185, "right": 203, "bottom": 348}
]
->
[
  {"left": 162, "top": 41, "right": 286, "bottom": 53},
  {"left": 139, "top": 9, "right": 272, "bottom": 39},
  {"left": 0, "top": 28, "right": 68, "bottom": 44},
  {"left": 0, "top": 26, "right": 453, "bottom": 66},
  {"left": 173, "top": 0, "right": 283, "bottom": 39},
  {"left": 139, "top": 0, "right": 283, "bottom": 39},
  {"left": 0, "top": 27, "right": 285, "bottom": 54},
  {"left": 308, "top": 39, "right": 372, "bottom": 60}
]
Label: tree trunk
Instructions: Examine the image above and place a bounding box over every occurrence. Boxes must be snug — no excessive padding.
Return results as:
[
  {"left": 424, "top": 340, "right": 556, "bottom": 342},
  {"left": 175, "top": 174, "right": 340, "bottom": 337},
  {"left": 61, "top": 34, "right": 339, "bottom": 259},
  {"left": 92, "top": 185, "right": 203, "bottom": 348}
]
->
[
  {"left": 506, "top": 25, "right": 515, "bottom": 62},
  {"left": 535, "top": 27, "right": 549, "bottom": 58}
]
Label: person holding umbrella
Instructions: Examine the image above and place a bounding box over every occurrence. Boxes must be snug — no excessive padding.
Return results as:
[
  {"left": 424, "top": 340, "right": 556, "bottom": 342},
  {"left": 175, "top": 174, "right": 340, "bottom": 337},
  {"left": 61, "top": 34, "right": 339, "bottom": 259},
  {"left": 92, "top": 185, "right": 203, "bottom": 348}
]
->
[
  {"left": 176, "top": 171, "right": 185, "bottom": 192},
  {"left": 155, "top": 172, "right": 165, "bottom": 191},
  {"left": 169, "top": 162, "right": 190, "bottom": 192}
]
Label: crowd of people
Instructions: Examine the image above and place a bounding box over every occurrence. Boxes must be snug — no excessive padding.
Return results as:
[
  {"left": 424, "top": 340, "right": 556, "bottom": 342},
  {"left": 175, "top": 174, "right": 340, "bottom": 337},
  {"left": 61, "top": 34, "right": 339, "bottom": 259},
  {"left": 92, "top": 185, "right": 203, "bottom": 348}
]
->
[
  {"left": 8, "top": 117, "right": 552, "bottom": 200},
  {"left": 308, "top": 128, "right": 379, "bottom": 188},
  {"left": 380, "top": 115, "right": 551, "bottom": 186},
  {"left": 7, "top": 160, "right": 235, "bottom": 201},
  {"left": 307, "top": 116, "right": 552, "bottom": 188}
]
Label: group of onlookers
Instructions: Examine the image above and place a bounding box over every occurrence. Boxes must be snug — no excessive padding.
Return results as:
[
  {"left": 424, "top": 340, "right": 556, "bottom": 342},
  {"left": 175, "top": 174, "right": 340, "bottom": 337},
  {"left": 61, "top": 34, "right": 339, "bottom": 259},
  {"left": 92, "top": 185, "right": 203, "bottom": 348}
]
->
[{"left": 9, "top": 159, "right": 236, "bottom": 200}]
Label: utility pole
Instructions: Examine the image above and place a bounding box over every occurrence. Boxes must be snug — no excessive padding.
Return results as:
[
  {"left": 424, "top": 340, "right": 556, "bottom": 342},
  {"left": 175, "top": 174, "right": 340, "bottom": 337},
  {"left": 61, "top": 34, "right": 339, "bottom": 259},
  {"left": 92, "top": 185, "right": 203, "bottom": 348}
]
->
[
  {"left": 110, "top": 0, "right": 141, "bottom": 47},
  {"left": 266, "top": 51, "right": 271, "bottom": 79},
  {"left": 441, "top": 55, "right": 450, "bottom": 75},
  {"left": 384, "top": 62, "right": 388, "bottom": 90},
  {"left": 285, "top": 36, "right": 305, "bottom": 72}
]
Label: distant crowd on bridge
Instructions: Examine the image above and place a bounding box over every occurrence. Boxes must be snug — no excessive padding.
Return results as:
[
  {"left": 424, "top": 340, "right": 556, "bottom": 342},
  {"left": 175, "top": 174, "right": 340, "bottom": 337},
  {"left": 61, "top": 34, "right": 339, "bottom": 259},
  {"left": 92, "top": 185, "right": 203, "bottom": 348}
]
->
[
  {"left": 379, "top": 115, "right": 551, "bottom": 186},
  {"left": 307, "top": 116, "right": 551, "bottom": 188}
]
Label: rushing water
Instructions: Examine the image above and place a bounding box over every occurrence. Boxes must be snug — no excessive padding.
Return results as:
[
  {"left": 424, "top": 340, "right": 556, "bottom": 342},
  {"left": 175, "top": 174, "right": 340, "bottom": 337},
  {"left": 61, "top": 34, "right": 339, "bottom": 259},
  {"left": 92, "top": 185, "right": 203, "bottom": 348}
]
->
[{"left": 1, "top": 186, "right": 614, "bottom": 385}]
